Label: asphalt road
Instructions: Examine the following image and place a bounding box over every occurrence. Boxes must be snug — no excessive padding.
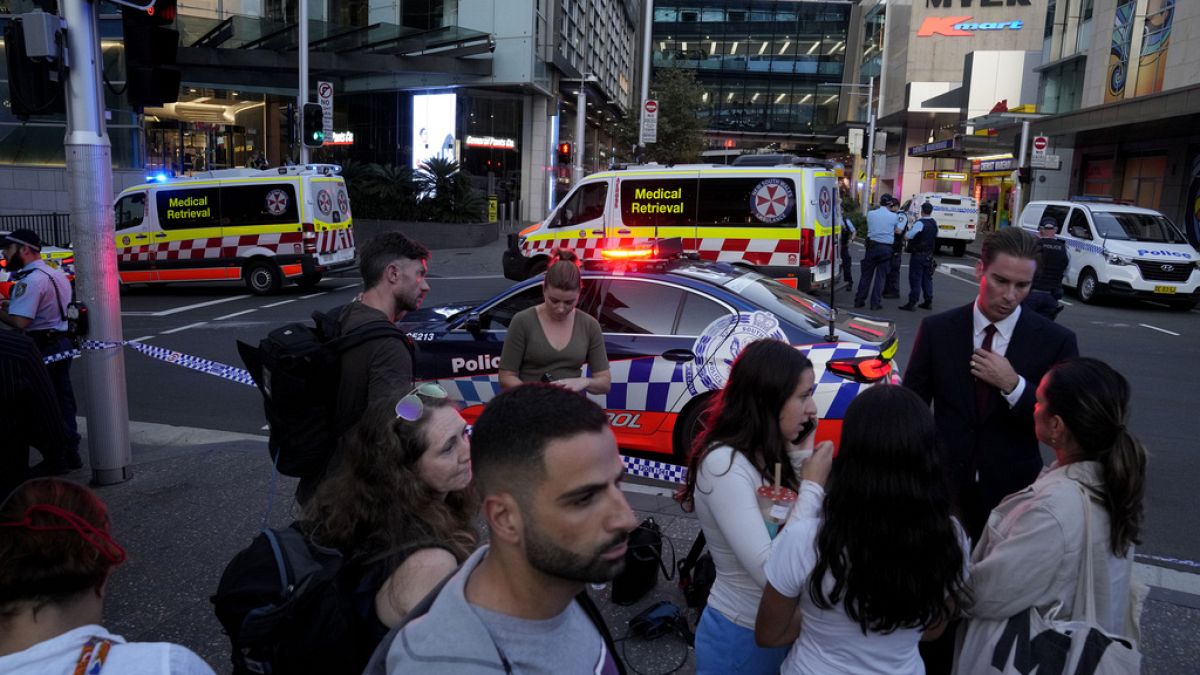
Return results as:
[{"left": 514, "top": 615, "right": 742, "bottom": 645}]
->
[{"left": 74, "top": 245, "right": 1200, "bottom": 571}]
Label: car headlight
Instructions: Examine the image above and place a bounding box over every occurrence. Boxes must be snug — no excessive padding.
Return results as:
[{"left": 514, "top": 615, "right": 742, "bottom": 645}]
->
[{"left": 1104, "top": 252, "right": 1132, "bottom": 265}]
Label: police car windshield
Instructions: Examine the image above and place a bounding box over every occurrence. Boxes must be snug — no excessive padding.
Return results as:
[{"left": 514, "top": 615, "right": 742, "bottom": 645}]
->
[
  {"left": 726, "top": 272, "right": 833, "bottom": 329},
  {"left": 1093, "top": 212, "right": 1187, "bottom": 244}
]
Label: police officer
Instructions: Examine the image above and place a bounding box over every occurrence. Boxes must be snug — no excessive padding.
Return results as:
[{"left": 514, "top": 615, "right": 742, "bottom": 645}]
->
[
  {"left": 0, "top": 229, "right": 82, "bottom": 473},
  {"left": 854, "top": 194, "right": 906, "bottom": 311},
  {"left": 1022, "top": 216, "right": 1070, "bottom": 321},
  {"left": 883, "top": 201, "right": 911, "bottom": 298},
  {"left": 899, "top": 201, "right": 938, "bottom": 311}
]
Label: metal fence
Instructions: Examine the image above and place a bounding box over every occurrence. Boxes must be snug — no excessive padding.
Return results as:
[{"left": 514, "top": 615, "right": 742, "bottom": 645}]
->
[{"left": 0, "top": 213, "right": 72, "bottom": 248}]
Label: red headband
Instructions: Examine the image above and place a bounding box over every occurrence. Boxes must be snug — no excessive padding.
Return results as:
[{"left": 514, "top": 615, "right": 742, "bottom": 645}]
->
[{"left": 0, "top": 504, "right": 126, "bottom": 565}]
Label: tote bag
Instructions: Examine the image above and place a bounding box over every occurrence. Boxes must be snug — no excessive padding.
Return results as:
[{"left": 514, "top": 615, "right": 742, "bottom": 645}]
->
[{"left": 953, "top": 483, "right": 1141, "bottom": 675}]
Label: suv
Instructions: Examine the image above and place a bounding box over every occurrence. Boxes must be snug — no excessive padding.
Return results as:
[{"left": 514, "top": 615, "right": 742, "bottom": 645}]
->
[{"left": 1020, "top": 199, "right": 1200, "bottom": 310}]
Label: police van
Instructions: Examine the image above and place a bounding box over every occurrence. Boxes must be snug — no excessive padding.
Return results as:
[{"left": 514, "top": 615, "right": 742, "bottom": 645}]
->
[
  {"left": 902, "top": 192, "right": 977, "bottom": 256},
  {"left": 503, "top": 161, "right": 840, "bottom": 291},
  {"left": 111, "top": 164, "right": 355, "bottom": 294},
  {"left": 1019, "top": 198, "right": 1200, "bottom": 310}
]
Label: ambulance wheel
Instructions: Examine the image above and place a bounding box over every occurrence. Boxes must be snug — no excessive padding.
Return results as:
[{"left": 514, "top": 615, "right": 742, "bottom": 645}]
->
[
  {"left": 952, "top": 241, "right": 966, "bottom": 257},
  {"left": 1077, "top": 269, "right": 1101, "bottom": 304},
  {"left": 527, "top": 257, "right": 549, "bottom": 277},
  {"left": 673, "top": 394, "right": 715, "bottom": 464},
  {"left": 296, "top": 273, "right": 323, "bottom": 289},
  {"left": 245, "top": 260, "right": 282, "bottom": 295}
]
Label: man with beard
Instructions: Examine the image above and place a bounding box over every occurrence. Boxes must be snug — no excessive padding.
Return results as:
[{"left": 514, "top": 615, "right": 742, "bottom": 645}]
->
[
  {"left": 0, "top": 230, "right": 81, "bottom": 475},
  {"left": 376, "top": 384, "right": 635, "bottom": 674},
  {"left": 296, "top": 232, "right": 430, "bottom": 503}
]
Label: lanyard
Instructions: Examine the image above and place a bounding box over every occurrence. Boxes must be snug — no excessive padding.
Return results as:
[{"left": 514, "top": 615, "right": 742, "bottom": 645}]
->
[{"left": 72, "top": 636, "right": 114, "bottom": 675}]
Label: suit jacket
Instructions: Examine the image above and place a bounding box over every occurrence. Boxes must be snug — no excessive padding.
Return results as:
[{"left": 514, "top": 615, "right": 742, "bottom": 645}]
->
[{"left": 904, "top": 304, "right": 1079, "bottom": 534}]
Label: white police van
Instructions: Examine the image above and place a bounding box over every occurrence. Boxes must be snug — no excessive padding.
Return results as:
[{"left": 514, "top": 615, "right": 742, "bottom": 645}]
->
[
  {"left": 1020, "top": 199, "right": 1200, "bottom": 310},
  {"left": 902, "top": 192, "right": 977, "bottom": 256}
]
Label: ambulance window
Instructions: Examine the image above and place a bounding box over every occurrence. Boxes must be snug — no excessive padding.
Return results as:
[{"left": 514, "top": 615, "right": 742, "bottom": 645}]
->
[
  {"left": 156, "top": 187, "right": 221, "bottom": 230},
  {"left": 696, "top": 177, "right": 797, "bottom": 227},
  {"left": 114, "top": 193, "right": 145, "bottom": 231},
  {"left": 620, "top": 179, "right": 697, "bottom": 229},
  {"left": 1067, "top": 209, "right": 1093, "bottom": 240},
  {"left": 221, "top": 184, "right": 299, "bottom": 227},
  {"left": 552, "top": 182, "right": 607, "bottom": 228},
  {"left": 597, "top": 280, "right": 682, "bottom": 335},
  {"left": 675, "top": 291, "right": 730, "bottom": 336}
]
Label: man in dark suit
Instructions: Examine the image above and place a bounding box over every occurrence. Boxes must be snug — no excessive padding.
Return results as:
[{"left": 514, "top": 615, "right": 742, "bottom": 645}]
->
[{"left": 904, "top": 227, "right": 1078, "bottom": 541}]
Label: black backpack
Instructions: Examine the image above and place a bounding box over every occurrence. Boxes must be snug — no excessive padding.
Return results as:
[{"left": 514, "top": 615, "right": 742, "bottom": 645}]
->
[
  {"left": 236, "top": 308, "right": 408, "bottom": 477},
  {"left": 610, "top": 518, "right": 675, "bottom": 606},
  {"left": 211, "top": 523, "right": 379, "bottom": 675},
  {"left": 677, "top": 532, "right": 715, "bottom": 610}
]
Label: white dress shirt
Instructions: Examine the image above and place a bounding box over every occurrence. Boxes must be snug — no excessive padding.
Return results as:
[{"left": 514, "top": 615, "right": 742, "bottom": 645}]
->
[{"left": 972, "top": 301, "right": 1026, "bottom": 407}]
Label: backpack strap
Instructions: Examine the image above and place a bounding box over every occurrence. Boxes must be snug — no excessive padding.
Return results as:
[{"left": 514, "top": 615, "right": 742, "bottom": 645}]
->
[
  {"left": 317, "top": 305, "right": 415, "bottom": 359},
  {"left": 678, "top": 531, "right": 707, "bottom": 578},
  {"left": 576, "top": 590, "right": 628, "bottom": 675}
]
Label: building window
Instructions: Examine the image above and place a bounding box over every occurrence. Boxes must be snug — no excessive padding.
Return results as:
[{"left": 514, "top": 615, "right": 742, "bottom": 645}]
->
[
  {"left": 1083, "top": 158, "right": 1114, "bottom": 196},
  {"left": 1121, "top": 155, "right": 1167, "bottom": 210}
]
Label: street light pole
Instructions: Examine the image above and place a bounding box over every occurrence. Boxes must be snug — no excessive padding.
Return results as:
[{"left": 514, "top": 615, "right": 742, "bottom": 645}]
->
[
  {"left": 1012, "top": 119, "right": 1030, "bottom": 227},
  {"left": 863, "top": 77, "right": 876, "bottom": 208},
  {"left": 298, "top": 0, "right": 309, "bottom": 165}
]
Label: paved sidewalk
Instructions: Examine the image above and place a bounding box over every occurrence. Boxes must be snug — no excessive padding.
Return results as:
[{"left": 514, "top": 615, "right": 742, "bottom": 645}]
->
[{"left": 32, "top": 421, "right": 1192, "bottom": 674}]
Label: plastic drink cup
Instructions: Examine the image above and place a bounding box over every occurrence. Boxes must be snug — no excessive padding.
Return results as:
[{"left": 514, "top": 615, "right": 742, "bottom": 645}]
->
[{"left": 756, "top": 485, "right": 797, "bottom": 539}]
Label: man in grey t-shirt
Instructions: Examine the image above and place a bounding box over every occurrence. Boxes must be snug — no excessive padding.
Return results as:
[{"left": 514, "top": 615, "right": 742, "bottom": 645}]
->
[{"left": 377, "top": 385, "right": 636, "bottom": 674}]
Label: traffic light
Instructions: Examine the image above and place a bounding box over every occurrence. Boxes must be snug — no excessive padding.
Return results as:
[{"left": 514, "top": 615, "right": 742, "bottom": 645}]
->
[
  {"left": 122, "top": 0, "right": 181, "bottom": 109},
  {"left": 302, "top": 103, "right": 325, "bottom": 147},
  {"left": 557, "top": 142, "right": 572, "bottom": 164}
]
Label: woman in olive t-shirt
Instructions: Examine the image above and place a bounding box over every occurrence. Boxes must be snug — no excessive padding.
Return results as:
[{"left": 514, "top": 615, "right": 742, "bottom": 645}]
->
[{"left": 498, "top": 250, "right": 611, "bottom": 394}]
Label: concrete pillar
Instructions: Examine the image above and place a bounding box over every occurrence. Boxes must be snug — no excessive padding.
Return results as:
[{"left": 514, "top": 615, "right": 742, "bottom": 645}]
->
[{"left": 520, "top": 94, "right": 552, "bottom": 224}]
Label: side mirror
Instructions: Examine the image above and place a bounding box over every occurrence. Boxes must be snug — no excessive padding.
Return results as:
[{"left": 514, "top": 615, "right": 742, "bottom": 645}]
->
[{"left": 464, "top": 313, "right": 482, "bottom": 333}]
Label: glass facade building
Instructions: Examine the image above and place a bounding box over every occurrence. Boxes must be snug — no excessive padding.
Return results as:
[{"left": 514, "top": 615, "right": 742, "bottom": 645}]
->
[{"left": 651, "top": 1, "right": 851, "bottom": 140}]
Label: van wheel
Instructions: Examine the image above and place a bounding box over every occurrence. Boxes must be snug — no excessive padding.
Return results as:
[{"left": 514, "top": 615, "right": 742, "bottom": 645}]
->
[
  {"left": 673, "top": 394, "right": 714, "bottom": 465},
  {"left": 1077, "top": 269, "right": 1101, "bottom": 304},
  {"left": 952, "top": 241, "right": 966, "bottom": 257},
  {"left": 527, "top": 257, "right": 548, "bottom": 277},
  {"left": 296, "top": 273, "right": 323, "bottom": 288},
  {"left": 245, "top": 260, "right": 282, "bottom": 295}
]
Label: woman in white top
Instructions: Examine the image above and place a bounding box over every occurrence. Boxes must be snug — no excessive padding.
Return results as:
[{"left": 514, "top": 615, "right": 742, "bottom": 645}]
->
[
  {"left": 675, "top": 338, "right": 823, "bottom": 674},
  {"left": 952, "top": 358, "right": 1148, "bottom": 672},
  {"left": 0, "top": 478, "right": 214, "bottom": 674},
  {"left": 756, "top": 385, "right": 971, "bottom": 674}
]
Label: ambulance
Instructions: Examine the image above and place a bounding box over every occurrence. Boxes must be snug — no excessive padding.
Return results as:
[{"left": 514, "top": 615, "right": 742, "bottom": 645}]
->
[
  {"left": 902, "top": 192, "right": 977, "bottom": 256},
  {"left": 111, "top": 164, "right": 355, "bottom": 294},
  {"left": 503, "top": 161, "right": 840, "bottom": 291}
]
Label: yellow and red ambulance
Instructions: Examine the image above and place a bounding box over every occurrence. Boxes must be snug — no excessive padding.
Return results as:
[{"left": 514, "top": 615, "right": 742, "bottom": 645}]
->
[
  {"left": 503, "top": 160, "right": 839, "bottom": 291},
  {"left": 111, "top": 164, "right": 355, "bottom": 294}
]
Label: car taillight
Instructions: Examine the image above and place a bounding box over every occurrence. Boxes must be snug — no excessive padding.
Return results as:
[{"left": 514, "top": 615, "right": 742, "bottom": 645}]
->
[
  {"left": 800, "top": 229, "right": 815, "bottom": 267},
  {"left": 302, "top": 223, "right": 317, "bottom": 254},
  {"left": 826, "top": 356, "right": 892, "bottom": 383}
]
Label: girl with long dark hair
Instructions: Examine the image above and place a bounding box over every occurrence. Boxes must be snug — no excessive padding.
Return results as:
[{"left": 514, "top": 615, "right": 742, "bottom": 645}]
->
[
  {"left": 755, "top": 385, "right": 971, "bottom": 674},
  {"left": 953, "top": 358, "right": 1148, "bottom": 671},
  {"left": 676, "top": 338, "right": 821, "bottom": 673},
  {"left": 303, "top": 387, "right": 478, "bottom": 669}
]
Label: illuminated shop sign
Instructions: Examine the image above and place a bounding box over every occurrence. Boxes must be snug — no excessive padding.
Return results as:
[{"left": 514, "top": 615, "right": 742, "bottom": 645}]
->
[
  {"left": 918, "top": 16, "right": 1024, "bottom": 37},
  {"left": 324, "top": 131, "right": 355, "bottom": 146},
  {"left": 465, "top": 135, "right": 516, "bottom": 150}
]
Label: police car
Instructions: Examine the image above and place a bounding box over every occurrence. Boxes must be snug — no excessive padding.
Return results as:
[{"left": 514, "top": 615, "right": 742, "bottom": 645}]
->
[{"left": 401, "top": 250, "right": 898, "bottom": 477}]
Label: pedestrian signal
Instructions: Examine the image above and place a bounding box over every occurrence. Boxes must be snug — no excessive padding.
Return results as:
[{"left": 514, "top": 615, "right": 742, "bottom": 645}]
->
[{"left": 302, "top": 103, "right": 325, "bottom": 148}]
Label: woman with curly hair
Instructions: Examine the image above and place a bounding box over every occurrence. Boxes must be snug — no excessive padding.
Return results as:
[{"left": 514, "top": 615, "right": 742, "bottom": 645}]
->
[
  {"left": 755, "top": 384, "right": 971, "bottom": 674},
  {"left": 303, "top": 385, "right": 478, "bottom": 666},
  {"left": 675, "top": 338, "right": 822, "bottom": 674},
  {"left": 0, "top": 478, "right": 214, "bottom": 673}
]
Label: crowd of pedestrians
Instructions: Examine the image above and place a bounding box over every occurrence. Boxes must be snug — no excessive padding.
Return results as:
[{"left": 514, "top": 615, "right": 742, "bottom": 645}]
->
[{"left": 0, "top": 226, "right": 1149, "bottom": 674}]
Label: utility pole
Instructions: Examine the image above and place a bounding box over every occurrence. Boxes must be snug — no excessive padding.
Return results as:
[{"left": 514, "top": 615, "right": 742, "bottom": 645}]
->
[
  {"left": 1012, "top": 118, "right": 1030, "bottom": 227},
  {"left": 298, "top": 0, "right": 309, "bottom": 164},
  {"left": 638, "top": 0, "right": 653, "bottom": 159},
  {"left": 863, "top": 77, "right": 877, "bottom": 207},
  {"left": 61, "top": 0, "right": 132, "bottom": 484}
]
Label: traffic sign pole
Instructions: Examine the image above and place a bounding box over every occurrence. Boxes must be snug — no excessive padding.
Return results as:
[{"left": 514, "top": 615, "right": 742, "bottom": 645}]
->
[{"left": 1013, "top": 120, "right": 1030, "bottom": 227}]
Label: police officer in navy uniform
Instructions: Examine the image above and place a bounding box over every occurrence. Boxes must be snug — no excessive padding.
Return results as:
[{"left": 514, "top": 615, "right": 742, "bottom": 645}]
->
[
  {"left": 899, "top": 201, "right": 938, "bottom": 311},
  {"left": 854, "top": 194, "right": 906, "bottom": 311},
  {"left": 1021, "top": 216, "right": 1070, "bottom": 321},
  {"left": 0, "top": 229, "right": 82, "bottom": 473}
]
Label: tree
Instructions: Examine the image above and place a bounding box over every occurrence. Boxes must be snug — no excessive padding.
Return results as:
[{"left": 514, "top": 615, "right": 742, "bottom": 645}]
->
[{"left": 610, "top": 67, "right": 706, "bottom": 165}]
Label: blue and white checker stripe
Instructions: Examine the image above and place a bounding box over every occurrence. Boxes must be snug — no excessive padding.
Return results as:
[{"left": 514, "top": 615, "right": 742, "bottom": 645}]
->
[
  {"left": 440, "top": 374, "right": 502, "bottom": 407},
  {"left": 126, "top": 341, "right": 256, "bottom": 387},
  {"left": 799, "top": 342, "right": 880, "bottom": 419},
  {"left": 623, "top": 455, "right": 687, "bottom": 484},
  {"left": 592, "top": 356, "right": 688, "bottom": 413}
]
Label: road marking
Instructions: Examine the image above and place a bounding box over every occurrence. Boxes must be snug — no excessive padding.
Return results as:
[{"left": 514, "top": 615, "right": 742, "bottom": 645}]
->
[
  {"left": 1139, "top": 323, "right": 1180, "bottom": 336},
  {"left": 129, "top": 335, "right": 156, "bottom": 343},
  {"left": 936, "top": 266, "right": 980, "bottom": 287},
  {"left": 336, "top": 283, "right": 359, "bottom": 291},
  {"left": 299, "top": 291, "right": 327, "bottom": 299},
  {"left": 1060, "top": 299, "right": 1074, "bottom": 306},
  {"left": 261, "top": 299, "right": 295, "bottom": 308},
  {"left": 215, "top": 308, "right": 258, "bottom": 321},
  {"left": 152, "top": 295, "right": 251, "bottom": 317},
  {"left": 120, "top": 311, "right": 157, "bottom": 317},
  {"left": 160, "top": 321, "right": 209, "bottom": 335},
  {"left": 261, "top": 424, "right": 270, "bottom": 431}
]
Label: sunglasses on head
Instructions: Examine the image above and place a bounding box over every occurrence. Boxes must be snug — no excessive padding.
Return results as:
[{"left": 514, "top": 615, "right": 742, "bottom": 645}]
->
[{"left": 395, "top": 382, "right": 449, "bottom": 422}]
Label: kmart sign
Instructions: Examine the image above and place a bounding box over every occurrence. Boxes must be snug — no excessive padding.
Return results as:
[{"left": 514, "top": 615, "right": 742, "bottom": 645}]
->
[{"left": 917, "top": 16, "right": 1024, "bottom": 37}]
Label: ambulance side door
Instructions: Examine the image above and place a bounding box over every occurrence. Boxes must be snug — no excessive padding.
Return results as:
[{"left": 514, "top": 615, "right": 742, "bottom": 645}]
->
[
  {"left": 613, "top": 173, "right": 699, "bottom": 251},
  {"left": 543, "top": 179, "right": 610, "bottom": 257},
  {"left": 113, "top": 191, "right": 154, "bottom": 282}
]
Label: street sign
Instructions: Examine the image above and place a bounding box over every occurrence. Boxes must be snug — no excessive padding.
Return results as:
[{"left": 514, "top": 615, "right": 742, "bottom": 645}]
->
[
  {"left": 1031, "top": 135, "right": 1048, "bottom": 161},
  {"left": 1030, "top": 154, "right": 1061, "bottom": 170},
  {"left": 640, "top": 99, "right": 658, "bottom": 145},
  {"left": 317, "top": 80, "right": 334, "bottom": 141}
]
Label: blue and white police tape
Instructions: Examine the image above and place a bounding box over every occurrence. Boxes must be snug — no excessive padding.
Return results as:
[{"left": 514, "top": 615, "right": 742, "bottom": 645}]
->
[
  {"left": 41, "top": 338, "right": 257, "bottom": 388},
  {"left": 41, "top": 339, "right": 124, "bottom": 365}
]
